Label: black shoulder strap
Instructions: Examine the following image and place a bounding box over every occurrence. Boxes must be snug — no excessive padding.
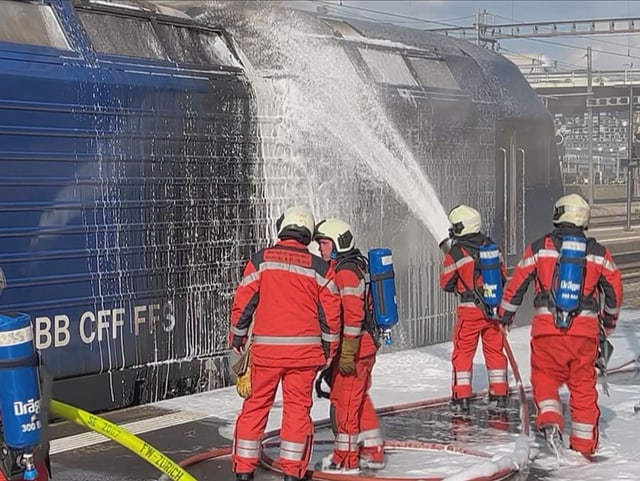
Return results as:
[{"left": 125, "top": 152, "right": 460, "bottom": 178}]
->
[{"left": 336, "top": 255, "right": 368, "bottom": 279}]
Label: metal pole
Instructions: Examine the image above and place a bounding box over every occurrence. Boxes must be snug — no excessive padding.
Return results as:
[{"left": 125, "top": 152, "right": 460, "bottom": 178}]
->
[
  {"left": 625, "top": 84, "right": 634, "bottom": 232},
  {"left": 587, "top": 46, "right": 594, "bottom": 205}
]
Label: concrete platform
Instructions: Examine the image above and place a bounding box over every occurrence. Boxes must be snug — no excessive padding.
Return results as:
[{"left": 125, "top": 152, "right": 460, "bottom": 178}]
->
[
  {"left": 49, "top": 407, "right": 239, "bottom": 481},
  {"left": 44, "top": 317, "right": 640, "bottom": 481}
]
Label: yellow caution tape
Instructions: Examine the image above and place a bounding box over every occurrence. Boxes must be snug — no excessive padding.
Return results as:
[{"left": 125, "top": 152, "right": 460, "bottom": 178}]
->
[{"left": 50, "top": 399, "right": 197, "bottom": 481}]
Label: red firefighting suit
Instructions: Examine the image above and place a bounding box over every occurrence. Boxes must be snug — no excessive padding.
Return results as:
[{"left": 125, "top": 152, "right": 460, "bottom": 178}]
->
[
  {"left": 440, "top": 233, "right": 508, "bottom": 401},
  {"left": 499, "top": 227, "right": 622, "bottom": 457},
  {"left": 328, "top": 254, "right": 383, "bottom": 470},
  {"left": 229, "top": 239, "right": 342, "bottom": 480}
]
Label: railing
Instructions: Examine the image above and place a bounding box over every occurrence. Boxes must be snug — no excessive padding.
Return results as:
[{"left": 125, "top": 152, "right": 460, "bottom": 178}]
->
[{"left": 524, "top": 69, "right": 640, "bottom": 88}]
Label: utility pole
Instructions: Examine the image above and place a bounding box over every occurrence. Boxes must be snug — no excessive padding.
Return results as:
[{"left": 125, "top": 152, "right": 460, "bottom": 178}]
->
[
  {"left": 626, "top": 83, "right": 634, "bottom": 231},
  {"left": 474, "top": 9, "right": 486, "bottom": 47},
  {"left": 587, "top": 46, "right": 594, "bottom": 205}
]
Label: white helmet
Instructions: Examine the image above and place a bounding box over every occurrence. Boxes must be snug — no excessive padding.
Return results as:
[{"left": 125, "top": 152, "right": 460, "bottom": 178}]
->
[
  {"left": 448, "top": 204, "right": 482, "bottom": 237},
  {"left": 315, "top": 218, "right": 355, "bottom": 254},
  {"left": 552, "top": 193, "right": 590, "bottom": 228},
  {"left": 277, "top": 206, "right": 316, "bottom": 243}
]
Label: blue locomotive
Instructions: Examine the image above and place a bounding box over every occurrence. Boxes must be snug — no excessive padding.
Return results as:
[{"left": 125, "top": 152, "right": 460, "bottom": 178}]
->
[{"left": 0, "top": 0, "right": 563, "bottom": 411}]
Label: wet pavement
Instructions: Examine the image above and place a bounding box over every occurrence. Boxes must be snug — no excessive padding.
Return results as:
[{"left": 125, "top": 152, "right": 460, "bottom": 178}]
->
[{"left": 48, "top": 369, "right": 640, "bottom": 481}]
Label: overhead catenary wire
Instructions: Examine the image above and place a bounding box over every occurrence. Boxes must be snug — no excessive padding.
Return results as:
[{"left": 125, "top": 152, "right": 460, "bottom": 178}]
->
[
  {"left": 315, "top": 3, "right": 640, "bottom": 64},
  {"left": 316, "top": 1, "right": 468, "bottom": 29},
  {"left": 487, "top": 13, "right": 640, "bottom": 50}
]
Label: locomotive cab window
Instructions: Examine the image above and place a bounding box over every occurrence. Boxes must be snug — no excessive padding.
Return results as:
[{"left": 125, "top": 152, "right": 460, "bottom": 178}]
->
[
  {"left": 0, "top": 1, "right": 70, "bottom": 50},
  {"left": 154, "top": 24, "right": 241, "bottom": 68},
  {"left": 408, "top": 57, "right": 459, "bottom": 90},
  {"left": 358, "top": 48, "right": 419, "bottom": 87},
  {"left": 78, "top": 11, "right": 168, "bottom": 60}
]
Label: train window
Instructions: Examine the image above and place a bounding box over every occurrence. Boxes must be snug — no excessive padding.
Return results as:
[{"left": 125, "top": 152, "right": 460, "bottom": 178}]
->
[
  {"left": 78, "top": 11, "right": 168, "bottom": 60},
  {"left": 358, "top": 48, "right": 418, "bottom": 87},
  {"left": 407, "top": 57, "right": 459, "bottom": 90},
  {"left": 0, "top": 2, "right": 70, "bottom": 50},
  {"left": 154, "top": 24, "right": 241, "bottom": 68}
]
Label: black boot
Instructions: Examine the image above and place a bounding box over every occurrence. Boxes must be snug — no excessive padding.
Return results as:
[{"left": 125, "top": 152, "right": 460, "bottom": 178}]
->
[
  {"left": 450, "top": 397, "right": 471, "bottom": 414},
  {"left": 236, "top": 473, "right": 254, "bottom": 481}
]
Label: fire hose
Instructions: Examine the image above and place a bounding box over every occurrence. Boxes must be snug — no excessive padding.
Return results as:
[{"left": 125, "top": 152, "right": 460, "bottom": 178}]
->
[
  {"left": 499, "top": 325, "right": 530, "bottom": 438},
  {"left": 172, "top": 326, "right": 533, "bottom": 480},
  {"left": 162, "top": 350, "right": 640, "bottom": 481},
  {"left": 172, "top": 392, "right": 518, "bottom": 481},
  {"left": 170, "top": 346, "right": 529, "bottom": 481},
  {"left": 50, "top": 400, "right": 196, "bottom": 481}
]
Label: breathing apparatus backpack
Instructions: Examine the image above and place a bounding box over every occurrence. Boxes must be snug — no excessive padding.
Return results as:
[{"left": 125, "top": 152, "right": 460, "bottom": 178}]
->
[
  {"left": 335, "top": 248, "right": 399, "bottom": 347},
  {"left": 548, "top": 235, "right": 589, "bottom": 330},
  {"left": 314, "top": 248, "right": 399, "bottom": 402},
  {"left": 0, "top": 313, "right": 51, "bottom": 481},
  {"left": 455, "top": 239, "right": 504, "bottom": 320}
]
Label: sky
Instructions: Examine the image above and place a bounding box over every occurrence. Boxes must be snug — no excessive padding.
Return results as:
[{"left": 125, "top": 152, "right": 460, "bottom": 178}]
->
[{"left": 292, "top": 1, "right": 640, "bottom": 71}]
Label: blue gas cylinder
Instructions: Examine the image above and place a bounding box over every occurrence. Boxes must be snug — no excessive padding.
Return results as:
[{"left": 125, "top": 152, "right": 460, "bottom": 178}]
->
[
  {"left": 554, "top": 236, "right": 587, "bottom": 325},
  {"left": 368, "top": 248, "right": 399, "bottom": 344},
  {"left": 478, "top": 243, "right": 503, "bottom": 312},
  {"left": 0, "top": 313, "right": 41, "bottom": 449}
]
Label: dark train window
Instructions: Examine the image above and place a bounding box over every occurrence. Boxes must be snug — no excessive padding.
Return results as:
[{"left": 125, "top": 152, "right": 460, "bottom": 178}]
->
[
  {"left": 154, "top": 24, "right": 241, "bottom": 67},
  {"left": 78, "top": 11, "right": 168, "bottom": 60},
  {"left": 0, "top": 2, "right": 70, "bottom": 50},
  {"left": 358, "top": 48, "right": 418, "bottom": 86},
  {"left": 407, "top": 57, "right": 459, "bottom": 90}
]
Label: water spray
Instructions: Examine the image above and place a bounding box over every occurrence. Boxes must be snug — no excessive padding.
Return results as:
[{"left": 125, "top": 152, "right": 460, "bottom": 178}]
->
[{"left": 201, "top": 3, "right": 452, "bottom": 246}]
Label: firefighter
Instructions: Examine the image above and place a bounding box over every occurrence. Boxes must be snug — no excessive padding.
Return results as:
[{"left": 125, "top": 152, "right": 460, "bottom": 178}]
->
[
  {"left": 314, "top": 218, "right": 385, "bottom": 473},
  {"left": 440, "top": 205, "right": 509, "bottom": 414},
  {"left": 499, "top": 193, "right": 623, "bottom": 459},
  {"left": 229, "top": 206, "right": 342, "bottom": 481}
]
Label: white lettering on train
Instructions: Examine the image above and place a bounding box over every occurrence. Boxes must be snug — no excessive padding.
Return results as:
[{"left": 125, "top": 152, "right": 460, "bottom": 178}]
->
[{"left": 35, "top": 301, "right": 175, "bottom": 349}]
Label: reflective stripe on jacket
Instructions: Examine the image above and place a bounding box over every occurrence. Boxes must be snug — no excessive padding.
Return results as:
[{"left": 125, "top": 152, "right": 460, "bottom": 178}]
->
[
  {"left": 500, "top": 229, "right": 622, "bottom": 338},
  {"left": 230, "top": 239, "right": 342, "bottom": 367}
]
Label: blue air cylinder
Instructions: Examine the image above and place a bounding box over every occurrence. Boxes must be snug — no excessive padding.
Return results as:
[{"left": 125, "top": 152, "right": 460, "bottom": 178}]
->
[
  {"left": 478, "top": 243, "right": 503, "bottom": 315},
  {"left": 0, "top": 313, "right": 41, "bottom": 449},
  {"left": 368, "top": 248, "right": 399, "bottom": 345},
  {"left": 554, "top": 236, "right": 587, "bottom": 326}
]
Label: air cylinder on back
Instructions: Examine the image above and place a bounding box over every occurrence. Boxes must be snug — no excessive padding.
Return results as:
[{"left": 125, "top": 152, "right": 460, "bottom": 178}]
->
[
  {"left": 368, "top": 248, "right": 398, "bottom": 345},
  {"left": 554, "top": 236, "right": 587, "bottom": 328},
  {"left": 478, "top": 243, "right": 503, "bottom": 316},
  {"left": 0, "top": 313, "right": 41, "bottom": 450}
]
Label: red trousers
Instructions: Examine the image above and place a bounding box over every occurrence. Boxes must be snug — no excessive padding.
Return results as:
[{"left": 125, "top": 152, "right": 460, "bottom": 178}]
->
[
  {"left": 451, "top": 310, "right": 508, "bottom": 399},
  {"left": 329, "top": 355, "right": 383, "bottom": 470},
  {"left": 232, "top": 364, "right": 317, "bottom": 479},
  {"left": 531, "top": 334, "right": 600, "bottom": 456}
]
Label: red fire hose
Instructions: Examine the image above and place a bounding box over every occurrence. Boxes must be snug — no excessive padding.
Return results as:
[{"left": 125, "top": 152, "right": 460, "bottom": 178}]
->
[
  {"left": 171, "top": 339, "right": 638, "bottom": 481},
  {"left": 499, "top": 325, "right": 530, "bottom": 437},
  {"left": 174, "top": 391, "right": 520, "bottom": 481}
]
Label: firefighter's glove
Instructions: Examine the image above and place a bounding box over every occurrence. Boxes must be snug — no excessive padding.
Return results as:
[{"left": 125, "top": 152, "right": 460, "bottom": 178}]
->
[
  {"left": 596, "top": 333, "right": 614, "bottom": 374},
  {"left": 600, "top": 313, "right": 616, "bottom": 335},
  {"left": 231, "top": 335, "right": 247, "bottom": 355},
  {"left": 339, "top": 337, "right": 359, "bottom": 375},
  {"left": 499, "top": 311, "right": 514, "bottom": 328},
  {"left": 236, "top": 365, "right": 252, "bottom": 399}
]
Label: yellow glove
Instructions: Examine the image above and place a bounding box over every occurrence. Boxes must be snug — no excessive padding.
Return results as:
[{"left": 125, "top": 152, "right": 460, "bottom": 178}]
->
[
  {"left": 338, "top": 337, "right": 359, "bottom": 375},
  {"left": 236, "top": 365, "right": 252, "bottom": 399}
]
